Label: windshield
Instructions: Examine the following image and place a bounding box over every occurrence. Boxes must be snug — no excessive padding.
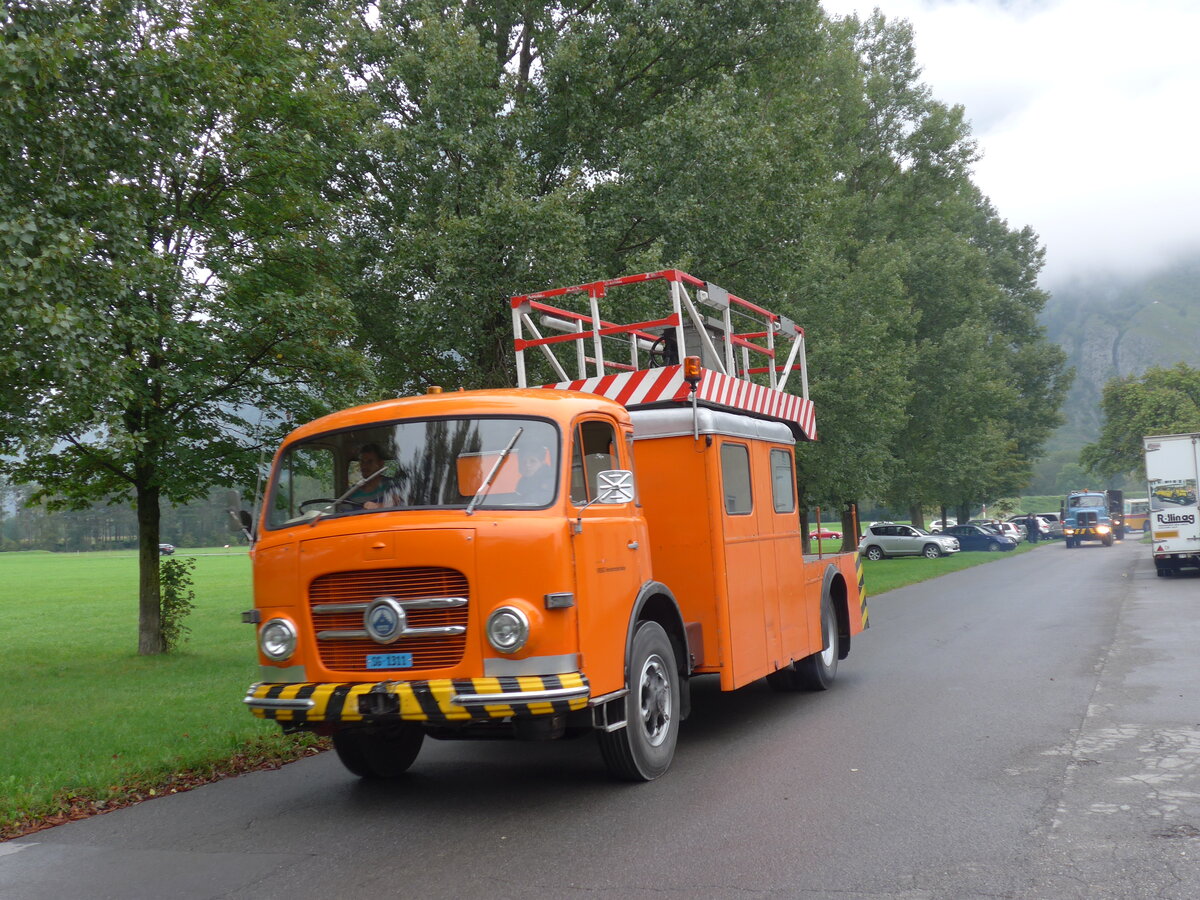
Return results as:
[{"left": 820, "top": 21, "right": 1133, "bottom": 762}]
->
[{"left": 266, "top": 416, "right": 560, "bottom": 529}]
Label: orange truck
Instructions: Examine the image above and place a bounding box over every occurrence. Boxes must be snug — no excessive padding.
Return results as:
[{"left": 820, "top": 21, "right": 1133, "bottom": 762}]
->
[{"left": 242, "top": 270, "right": 868, "bottom": 781}]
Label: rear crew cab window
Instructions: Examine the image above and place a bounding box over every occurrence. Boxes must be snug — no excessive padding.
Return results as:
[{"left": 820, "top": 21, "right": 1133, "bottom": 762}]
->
[
  {"left": 769, "top": 448, "right": 795, "bottom": 514},
  {"left": 720, "top": 443, "right": 753, "bottom": 515}
]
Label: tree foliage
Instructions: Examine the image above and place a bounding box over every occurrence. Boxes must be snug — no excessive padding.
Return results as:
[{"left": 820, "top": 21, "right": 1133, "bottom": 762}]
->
[
  {"left": 1, "top": 0, "right": 370, "bottom": 652},
  {"left": 1081, "top": 364, "right": 1200, "bottom": 479}
]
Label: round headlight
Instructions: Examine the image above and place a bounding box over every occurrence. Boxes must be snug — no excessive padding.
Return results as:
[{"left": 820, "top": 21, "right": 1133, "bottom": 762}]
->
[
  {"left": 259, "top": 618, "right": 297, "bottom": 661},
  {"left": 486, "top": 606, "right": 530, "bottom": 654}
]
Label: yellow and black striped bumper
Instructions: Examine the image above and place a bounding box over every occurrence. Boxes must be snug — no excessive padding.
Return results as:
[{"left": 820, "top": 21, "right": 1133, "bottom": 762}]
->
[{"left": 244, "top": 673, "right": 590, "bottom": 725}]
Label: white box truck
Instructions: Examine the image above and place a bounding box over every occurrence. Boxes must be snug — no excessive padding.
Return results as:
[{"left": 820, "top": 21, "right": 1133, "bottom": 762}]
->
[{"left": 1143, "top": 433, "right": 1200, "bottom": 576}]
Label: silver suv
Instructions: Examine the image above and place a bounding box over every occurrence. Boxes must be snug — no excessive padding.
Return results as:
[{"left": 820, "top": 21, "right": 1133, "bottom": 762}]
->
[{"left": 858, "top": 522, "right": 961, "bottom": 560}]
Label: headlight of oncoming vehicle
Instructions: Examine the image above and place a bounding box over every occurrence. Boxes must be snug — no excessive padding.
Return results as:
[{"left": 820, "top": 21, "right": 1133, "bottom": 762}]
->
[
  {"left": 1096, "top": 525, "right": 1111, "bottom": 534},
  {"left": 259, "top": 618, "right": 297, "bottom": 661},
  {"left": 486, "top": 606, "right": 530, "bottom": 654}
]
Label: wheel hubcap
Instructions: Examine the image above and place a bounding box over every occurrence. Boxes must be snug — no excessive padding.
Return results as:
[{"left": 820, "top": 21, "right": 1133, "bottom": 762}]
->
[{"left": 638, "top": 653, "right": 672, "bottom": 747}]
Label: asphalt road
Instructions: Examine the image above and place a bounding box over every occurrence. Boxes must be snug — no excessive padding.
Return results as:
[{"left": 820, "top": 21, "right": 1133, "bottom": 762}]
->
[{"left": 3, "top": 538, "right": 1198, "bottom": 899}]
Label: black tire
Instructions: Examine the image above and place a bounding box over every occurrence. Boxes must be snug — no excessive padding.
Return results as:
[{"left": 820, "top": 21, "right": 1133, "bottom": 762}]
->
[
  {"left": 597, "top": 621, "right": 680, "bottom": 782},
  {"left": 1103, "top": 535, "right": 1114, "bottom": 547},
  {"left": 768, "top": 591, "right": 839, "bottom": 692},
  {"left": 864, "top": 545, "right": 885, "bottom": 561},
  {"left": 987, "top": 542, "right": 1001, "bottom": 552},
  {"left": 922, "top": 543, "right": 941, "bottom": 559},
  {"left": 332, "top": 724, "right": 424, "bottom": 779}
]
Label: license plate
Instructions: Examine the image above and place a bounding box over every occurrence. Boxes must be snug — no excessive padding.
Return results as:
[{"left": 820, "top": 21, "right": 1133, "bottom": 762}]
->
[{"left": 366, "top": 652, "right": 413, "bottom": 670}]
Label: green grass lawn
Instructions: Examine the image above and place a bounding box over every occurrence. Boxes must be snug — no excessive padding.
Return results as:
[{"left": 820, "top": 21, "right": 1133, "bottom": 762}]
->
[
  {"left": 860, "top": 539, "right": 1042, "bottom": 596},
  {"left": 0, "top": 549, "right": 319, "bottom": 837},
  {"left": 0, "top": 538, "right": 1049, "bottom": 837}
]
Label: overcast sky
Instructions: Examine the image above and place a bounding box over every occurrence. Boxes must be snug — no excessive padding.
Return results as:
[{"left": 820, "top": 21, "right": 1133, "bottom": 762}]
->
[{"left": 819, "top": 0, "right": 1200, "bottom": 287}]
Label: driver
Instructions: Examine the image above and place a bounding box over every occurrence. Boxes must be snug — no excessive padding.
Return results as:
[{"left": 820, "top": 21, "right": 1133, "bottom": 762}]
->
[
  {"left": 348, "top": 444, "right": 391, "bottom": 508},
  {"left": 515, "top": 450, "right": 556, "bottom": 501}
]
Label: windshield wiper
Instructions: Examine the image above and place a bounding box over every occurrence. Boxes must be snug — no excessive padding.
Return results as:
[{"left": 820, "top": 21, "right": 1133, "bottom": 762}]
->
[
  {"left": 309, "top": 466, "right": 389, "bottom": 527},
  {"left": 466, "top": 427, "right": 523, "bottom": 516}
]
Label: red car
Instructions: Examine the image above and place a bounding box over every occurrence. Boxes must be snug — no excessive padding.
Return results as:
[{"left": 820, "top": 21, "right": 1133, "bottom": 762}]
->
[{"left": 811, "top": 528, "right": 842, "bottom": 540}]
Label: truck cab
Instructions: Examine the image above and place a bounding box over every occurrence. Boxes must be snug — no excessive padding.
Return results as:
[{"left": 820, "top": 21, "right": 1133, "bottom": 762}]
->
[{"left": 1062, "top": 490, "right": 1115, "bottom": 547}]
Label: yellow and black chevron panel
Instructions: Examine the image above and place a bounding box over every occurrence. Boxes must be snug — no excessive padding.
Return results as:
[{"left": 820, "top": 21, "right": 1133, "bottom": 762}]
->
[
  {"left": 247, "top": 673, "right": 589, "bottom": 725},
  {"left": 855, "top": 552, "right": 869, "bottom": 630}
]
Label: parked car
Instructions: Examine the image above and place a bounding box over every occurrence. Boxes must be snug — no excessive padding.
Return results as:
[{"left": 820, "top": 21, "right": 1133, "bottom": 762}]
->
[
  {"left": 943, "top": 524, "right": 1018, "bottom": 552},
  {"left": 1037, "top": 513, "right": 1064, "bottom": 539},
  {"left": 158, "top": 543, "right": 175, "bottom": 556},
  {"left": 811, "top": 527, "right": 842, "bottom": 540},
  {"left": 858, "top": 522, "right": 960, "bottom": 560},
  {"left": 1010, "top": 514, "right": 1059, "bottom": 540},
  {"left": 993, "top": 521, "right": 1025, "bottom": 542},
  {"left": 928, "top": 519, "right": 957, "bottom": 533}
]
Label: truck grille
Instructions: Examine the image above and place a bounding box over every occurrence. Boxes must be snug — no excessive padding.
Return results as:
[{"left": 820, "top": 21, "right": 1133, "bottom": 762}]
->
[
  {"left": 1078, "top": 511, "right": 1098, "bottom": 526},
  {"left": 309, "top": 567, "right": 469, "bottom": 672}
]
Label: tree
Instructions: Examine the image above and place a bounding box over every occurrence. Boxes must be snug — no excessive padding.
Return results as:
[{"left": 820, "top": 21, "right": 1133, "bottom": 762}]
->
[
  {"left": 0, "top": 0, "right": 370, "bottom": 653},
  {"left": 815, "top": 13, "right": 1070, "bottom": 523},
  {"left": 1081, "top": 364, "right": 1200, "bottom": 480},
  {"left": 340, "top": 0, "right": 837, "bottom": 393}
]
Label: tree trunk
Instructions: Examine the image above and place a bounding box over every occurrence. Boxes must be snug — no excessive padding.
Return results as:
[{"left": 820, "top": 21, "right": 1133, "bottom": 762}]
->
[
  {"left": 840, "top": 501, "right": 859, "bottom": 552},
  {"left": 908, "top": 503, "right": 925, "bottom": 530},
  {"left": 799, "top": 506, "right": 811, "bottom": 554},
  {"left": 956, "top": 503, "right": 972, "bottom": 527},
  {"left": 136, "top": 482, "right": 165, "bottom": 655}
]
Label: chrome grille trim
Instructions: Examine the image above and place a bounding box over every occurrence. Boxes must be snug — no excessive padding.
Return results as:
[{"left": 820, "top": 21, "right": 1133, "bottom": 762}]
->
[
  {"left": 312, "top": 596, "right": 467, "bottom": 615},
  {"left": 317, "top": 624, "right": 467, "bottom": 641}
]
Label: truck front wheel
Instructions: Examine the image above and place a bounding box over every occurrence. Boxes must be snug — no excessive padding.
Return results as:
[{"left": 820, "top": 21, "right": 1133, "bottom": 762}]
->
[
  {"left": 598, "top": 620, "right": 680, "bottom": 782},
  {"left": 332, "top": 724, "right": 424, "bottom": 779}
]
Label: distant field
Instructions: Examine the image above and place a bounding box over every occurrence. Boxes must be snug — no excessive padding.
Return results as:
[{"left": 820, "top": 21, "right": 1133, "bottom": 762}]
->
[{"left": 0, "top": 549, "right": 319, "bottom": 837}]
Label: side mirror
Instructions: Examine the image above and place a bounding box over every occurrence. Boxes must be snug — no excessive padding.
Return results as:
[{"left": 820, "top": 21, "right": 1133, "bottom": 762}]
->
[
  {"left": 595, "top": 470, "right": 635, "bottom": 505},
  {"left": 228, "top": 508, "right": 255, "bottom": 542}
]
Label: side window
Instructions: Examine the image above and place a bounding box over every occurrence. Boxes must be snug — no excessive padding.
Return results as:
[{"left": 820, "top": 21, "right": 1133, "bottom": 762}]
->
[
  {"left": 570, "top": 419, "right": 619, "bottom": 505},
  {"left": 769, "top": 448, "right": 795, "bottom": 514},
  {"left": 268, "top": 444, "right": 336, "bottom": 527},
  {"left": 720, "top": 443, "right": 753, "bottom": 515}
]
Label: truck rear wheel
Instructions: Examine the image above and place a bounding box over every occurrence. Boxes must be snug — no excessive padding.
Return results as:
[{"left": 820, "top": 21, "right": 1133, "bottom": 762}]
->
[
  {"left": 598, "top": 620, "right": 680, "bottom": 782},
  {"left": 767, "top": 591, "right": 838, "bottom": 692},
  {"left": 332, "top": 724, "right": 424, "bottom": 779}
]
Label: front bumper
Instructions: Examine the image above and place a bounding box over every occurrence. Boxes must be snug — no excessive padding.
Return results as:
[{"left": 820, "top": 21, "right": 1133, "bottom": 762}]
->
[{"left": 244, "top": 673, "right": 590, "bottom": 725}]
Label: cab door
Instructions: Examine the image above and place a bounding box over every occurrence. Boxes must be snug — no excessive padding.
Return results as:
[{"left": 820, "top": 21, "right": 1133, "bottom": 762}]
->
[{"left": 569, "top": 417, "right": 650, "bottom": 697}]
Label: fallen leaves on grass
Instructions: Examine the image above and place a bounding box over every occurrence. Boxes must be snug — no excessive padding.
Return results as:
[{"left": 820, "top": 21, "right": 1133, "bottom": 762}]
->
[{"left": 1, "top": 736, "right": 329, "bottom": 842}]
